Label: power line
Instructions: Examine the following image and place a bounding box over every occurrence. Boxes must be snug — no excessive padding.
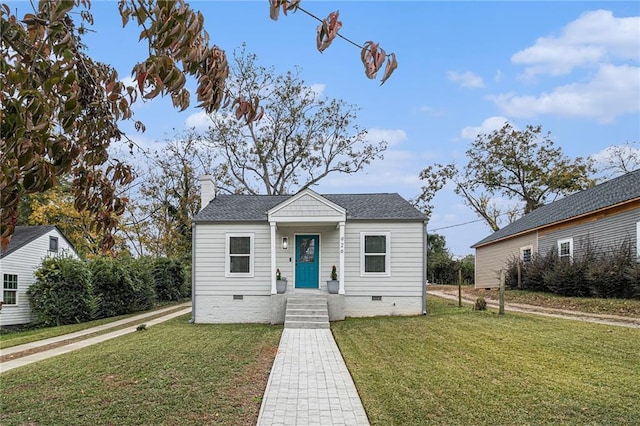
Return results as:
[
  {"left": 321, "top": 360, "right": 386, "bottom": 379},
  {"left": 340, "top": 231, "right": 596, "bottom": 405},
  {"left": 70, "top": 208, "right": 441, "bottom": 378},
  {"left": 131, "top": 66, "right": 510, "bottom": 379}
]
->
[{"left": 429, "top": 218, "right": 484, "bottom": 232}]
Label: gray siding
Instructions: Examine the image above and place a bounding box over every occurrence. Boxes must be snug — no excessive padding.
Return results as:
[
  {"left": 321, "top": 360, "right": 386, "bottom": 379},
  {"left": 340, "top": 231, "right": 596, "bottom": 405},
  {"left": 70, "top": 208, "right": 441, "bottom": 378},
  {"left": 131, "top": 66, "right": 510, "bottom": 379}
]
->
[
  {"left": 0, "top": 230, "right": 78, "bottom": 326},
  {"left": 474, "top": 232, "right": 538, "bottom": 289},
  {"left": 538, "top": 208, "right": 639, "bottom": 258}
]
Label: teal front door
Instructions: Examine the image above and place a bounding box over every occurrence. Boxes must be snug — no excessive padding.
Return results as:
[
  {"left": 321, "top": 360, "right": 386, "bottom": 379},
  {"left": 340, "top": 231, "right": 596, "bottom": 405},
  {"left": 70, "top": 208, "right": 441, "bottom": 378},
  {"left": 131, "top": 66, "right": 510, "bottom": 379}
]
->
[{"left": 295, "top": 235, "right": 319, "bottom": 288}]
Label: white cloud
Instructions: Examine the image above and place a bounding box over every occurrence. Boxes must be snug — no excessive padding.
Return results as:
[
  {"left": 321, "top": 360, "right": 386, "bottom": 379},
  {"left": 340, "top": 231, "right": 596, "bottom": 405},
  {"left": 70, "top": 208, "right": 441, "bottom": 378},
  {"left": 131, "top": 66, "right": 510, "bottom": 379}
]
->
[
  {"left": 494, "top": 69, "right": 503, "bottom": 83},
  {"left": 460, "top": 116, "right": 511, "bottom": 140},
  {"left": 492, "top": 64, "right": 639, "bottom": 123},
  {"left": 365, "top": 128, "right": 407, "bottom": 146},
  {"left": 184, "top": 111, "right": 212, "bottom": 130},
  {"left": 447, "top": 71, "right": 485, "bottom": 88},
  {"left": 309, "top": 83, "right": 326, "bottom": 98},
  {"left": 512, "top": 10, "right": 640, "bottom": 77}
]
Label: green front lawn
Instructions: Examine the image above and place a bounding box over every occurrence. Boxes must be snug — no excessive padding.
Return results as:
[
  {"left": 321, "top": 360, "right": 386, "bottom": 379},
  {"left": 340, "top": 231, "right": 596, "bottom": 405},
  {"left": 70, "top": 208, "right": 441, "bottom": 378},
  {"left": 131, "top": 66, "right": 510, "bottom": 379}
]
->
[
  {"left": 0, "top": 303, "right": 190, "bottom": 349},
  {"left": 2, "top": 299, "right": 639, "bottom": 425},
  {"left": 333, "top": 298, "right": 640, "bottom": 426},
  {"left": 1, "top": 315, "right": 282, "bottom": 426}
]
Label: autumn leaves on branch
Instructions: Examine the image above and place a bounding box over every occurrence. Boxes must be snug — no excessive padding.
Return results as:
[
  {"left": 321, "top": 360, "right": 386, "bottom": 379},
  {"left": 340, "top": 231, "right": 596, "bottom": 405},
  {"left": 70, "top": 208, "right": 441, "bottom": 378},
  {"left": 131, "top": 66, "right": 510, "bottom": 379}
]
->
[
  {"left": 0, "top": 0, "right": 397, "bottom": 252},
  {"left": 270, "top": 0, "right": 398, "bottom": 86}
]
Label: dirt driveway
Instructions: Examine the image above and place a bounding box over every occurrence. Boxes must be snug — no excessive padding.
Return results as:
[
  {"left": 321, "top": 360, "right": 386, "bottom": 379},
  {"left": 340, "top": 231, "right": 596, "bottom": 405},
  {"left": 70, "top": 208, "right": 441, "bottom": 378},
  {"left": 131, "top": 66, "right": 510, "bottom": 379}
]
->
[{"left": 427, "top": 289, "right": 640, "bottom": 329}]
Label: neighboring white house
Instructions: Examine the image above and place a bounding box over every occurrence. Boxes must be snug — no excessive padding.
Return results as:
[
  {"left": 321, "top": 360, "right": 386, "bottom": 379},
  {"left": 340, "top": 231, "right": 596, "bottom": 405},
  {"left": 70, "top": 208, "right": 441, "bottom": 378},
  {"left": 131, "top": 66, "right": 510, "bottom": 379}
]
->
[
  {"left": 191, "top": 177, "right": 428, "bottom": 324},
  {"left": 0, "top": 226, "right": 79, "bottom": 326},
  {"left": 472, "top": 169, "right": 640, "bottom": 288}
]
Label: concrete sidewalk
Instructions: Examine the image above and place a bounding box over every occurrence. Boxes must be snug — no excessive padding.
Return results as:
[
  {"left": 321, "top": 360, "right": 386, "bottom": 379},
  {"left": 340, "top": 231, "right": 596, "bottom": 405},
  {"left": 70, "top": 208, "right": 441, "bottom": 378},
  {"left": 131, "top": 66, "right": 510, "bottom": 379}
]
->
[
  {"left": 1, "top": 303, "right": 191, "bottom": 373},
  {"left": 257, "top": 328, "right": 370, "bottom": 426}
]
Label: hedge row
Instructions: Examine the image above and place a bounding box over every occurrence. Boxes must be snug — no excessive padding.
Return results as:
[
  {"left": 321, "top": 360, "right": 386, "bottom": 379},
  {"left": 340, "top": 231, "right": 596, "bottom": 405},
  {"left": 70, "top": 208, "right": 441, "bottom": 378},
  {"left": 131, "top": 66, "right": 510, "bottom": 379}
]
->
[
  {"left": 504, "top": 240, "right": 640, "bottom": 300},
  {"left": 28, "top": 256, "right": 190, "bottom": 327}
]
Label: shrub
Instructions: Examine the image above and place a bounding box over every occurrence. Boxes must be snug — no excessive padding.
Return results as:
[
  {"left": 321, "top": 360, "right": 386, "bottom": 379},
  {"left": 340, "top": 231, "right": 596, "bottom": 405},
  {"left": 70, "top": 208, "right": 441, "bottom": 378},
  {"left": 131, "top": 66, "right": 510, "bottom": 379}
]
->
[
  {"left": 90, "top": 256, "right": 136, "bottom": 318},
  {"left": 28, "top": 257, "right": 95, "bottom": 326},
  {"left": 586, "top": 240, "right": 636, "bottom": 299},
  {"left": 543, "top": 257, "right": 591, "bottom": 297},
  {"left": 505, "top": 250, "right": 557, "bottom": 292},
  {"left": 126, "top": 257, "right": 157, "bottom": 311},
  {"left": 153, "top": 258, "right": 189, "bottom": 302},
  {"left": 473, "top": 296, "right": 487, "bottom": 311}
]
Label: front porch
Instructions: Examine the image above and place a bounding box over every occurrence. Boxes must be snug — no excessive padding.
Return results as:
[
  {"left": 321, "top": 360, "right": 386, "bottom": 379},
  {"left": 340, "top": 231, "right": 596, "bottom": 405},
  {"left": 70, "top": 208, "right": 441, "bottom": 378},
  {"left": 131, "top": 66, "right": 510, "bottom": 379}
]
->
[
  {"left": 267, "top": 190, "right": 347, "bottom": 295},
  {"left": 270, "top": 292, "right": 345, "bottom": 326}
]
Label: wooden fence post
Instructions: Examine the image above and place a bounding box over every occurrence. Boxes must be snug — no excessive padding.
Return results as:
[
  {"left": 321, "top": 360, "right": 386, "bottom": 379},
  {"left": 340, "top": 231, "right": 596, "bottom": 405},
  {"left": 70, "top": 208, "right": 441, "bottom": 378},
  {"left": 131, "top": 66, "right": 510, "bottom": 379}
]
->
[
  {"left": 458, "top": 269, "right": 462, "bottom": 308},
  {"left": 499, "top": 269, "right": 505, "bottom": 315}
]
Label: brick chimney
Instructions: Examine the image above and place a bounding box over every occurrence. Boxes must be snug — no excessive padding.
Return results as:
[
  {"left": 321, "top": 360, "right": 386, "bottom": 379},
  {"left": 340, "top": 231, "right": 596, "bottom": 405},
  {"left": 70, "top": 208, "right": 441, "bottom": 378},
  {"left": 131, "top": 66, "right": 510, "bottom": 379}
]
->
[{"left": 198, "top": 175, "right": 216, "bottom": 211}]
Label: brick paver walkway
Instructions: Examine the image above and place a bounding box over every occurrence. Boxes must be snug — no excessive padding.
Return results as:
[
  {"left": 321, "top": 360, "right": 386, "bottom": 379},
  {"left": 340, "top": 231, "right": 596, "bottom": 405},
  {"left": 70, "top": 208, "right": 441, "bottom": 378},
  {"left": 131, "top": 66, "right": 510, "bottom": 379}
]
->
[{"left": 257, "top": 328, "right": 369, "bottom": 426}]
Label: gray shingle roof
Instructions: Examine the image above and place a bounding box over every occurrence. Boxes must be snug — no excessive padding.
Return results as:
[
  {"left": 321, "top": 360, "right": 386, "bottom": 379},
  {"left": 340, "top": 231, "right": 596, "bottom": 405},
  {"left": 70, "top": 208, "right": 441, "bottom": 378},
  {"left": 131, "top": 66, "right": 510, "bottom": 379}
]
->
[
  {"left": 193, "top": 193, "right": 427, "bottom": 222},
  {"left": 1, "top": 225, "right": 57, "bottom": 258},
  {"left": 472, "top": 169, "right": 640, "bottom": 248}
]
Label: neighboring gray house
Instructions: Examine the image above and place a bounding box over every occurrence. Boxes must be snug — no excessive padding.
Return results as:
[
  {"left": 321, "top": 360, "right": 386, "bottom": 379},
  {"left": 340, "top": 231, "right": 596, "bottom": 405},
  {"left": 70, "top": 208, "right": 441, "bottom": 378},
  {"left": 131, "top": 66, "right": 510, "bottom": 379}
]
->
[
  {"left": 0, "top": 226, "right": 79, "bottom": 326},
  {"left": 472, "top": 169, "right": 640, "bottom": 288},
  {"left": 191, "top": 177, "right": 427, "bottom": 324}
]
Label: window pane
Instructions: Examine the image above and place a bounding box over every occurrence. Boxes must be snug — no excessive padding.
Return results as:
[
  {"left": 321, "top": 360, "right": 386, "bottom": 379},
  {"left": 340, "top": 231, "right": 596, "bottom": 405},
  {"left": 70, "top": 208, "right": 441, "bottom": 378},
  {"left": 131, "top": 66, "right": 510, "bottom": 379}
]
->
[
  {"left": 230, "top": 255, "right": 250, "bottom": 273},
  {"left": 522, "top": 249, "right": 532, "bottom": 262},
  {"left": 298, "top": 238, "right": 315, "bottom": 263},
  {"left": 49, "top": 236, "right": 58, "bottom": 251},
  {"left": 3, "top": 290, "right": 16, "bottom": 305},
  {"left": 365, "top": 235, "right": 386, "bottom": 254},
  {"left": 229, "top": 237, "right": 250, "bottom": 254},
  {"left": 365, "top": 255, "right": 386, "bottom": 273},
  {"left": 3, "top": 274, "right": 17, "bottom": 289},
  {"left": 559, "top": 242, "right": 570, "bottom": 256}
]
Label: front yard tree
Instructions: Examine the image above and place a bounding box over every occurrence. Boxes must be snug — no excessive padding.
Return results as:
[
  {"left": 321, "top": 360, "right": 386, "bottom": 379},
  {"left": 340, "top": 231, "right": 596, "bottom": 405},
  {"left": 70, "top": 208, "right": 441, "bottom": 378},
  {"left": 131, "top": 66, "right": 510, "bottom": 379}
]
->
[
  {"left": 0, "top": 0, "right": 396, "bottom": 251},
  {"left": 122, "top": 131, "right": 213, "bottom": 258},
  {"left": 201, "top": 49, "right": 387, "bottom": 195},
  {"left": 418, "top": 123, "right": 595, "bottom": 231}
]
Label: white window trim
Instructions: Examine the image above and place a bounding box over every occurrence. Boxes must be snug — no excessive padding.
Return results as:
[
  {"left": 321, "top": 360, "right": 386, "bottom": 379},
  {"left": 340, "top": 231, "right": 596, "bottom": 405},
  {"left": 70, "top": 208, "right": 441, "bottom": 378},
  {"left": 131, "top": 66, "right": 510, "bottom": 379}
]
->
[
  {"left": 520, "top": 245, "right": 533, "bottom": 262},
  {"left": 3, "top": 273, "right": 19, "bottom": 305},
  {"left": 360, "top": 232, "right": 391, "bottom": 277},
  {"left": 49, "top": 236, "right": 59, "bottom": 252},
  {"left": 225, "top": 233, "right": 255, "bottom": 278},
  {"left": 557, "top": 238, "right": 573, "bottom": 260}
]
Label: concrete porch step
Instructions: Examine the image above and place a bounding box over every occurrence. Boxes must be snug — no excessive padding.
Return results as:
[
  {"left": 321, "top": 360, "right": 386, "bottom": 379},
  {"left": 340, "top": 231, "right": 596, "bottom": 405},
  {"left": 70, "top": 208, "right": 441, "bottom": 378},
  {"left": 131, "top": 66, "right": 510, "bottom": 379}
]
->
[
  {"left": 285, "top": 320, "right": 330, "bottom": 329},
  {"left": 286, "top": 314, "right": 329, "bottom": 322},
  {"left": 286, "top": 308, "right": 329, "bottom": 316},
  {"left": 284, "top": 294, "right": 329, "bottom": 329}
]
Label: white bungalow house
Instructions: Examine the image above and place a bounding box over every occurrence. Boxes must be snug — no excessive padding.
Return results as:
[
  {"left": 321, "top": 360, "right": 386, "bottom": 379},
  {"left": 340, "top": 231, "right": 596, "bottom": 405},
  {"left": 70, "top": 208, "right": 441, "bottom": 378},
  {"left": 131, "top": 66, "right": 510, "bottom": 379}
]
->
[
  {"left": 0, "top": 226, "right": 79, "bottom": 326},
  {"left": 191, "top": 176, "right": 428, "bottom": 324}
]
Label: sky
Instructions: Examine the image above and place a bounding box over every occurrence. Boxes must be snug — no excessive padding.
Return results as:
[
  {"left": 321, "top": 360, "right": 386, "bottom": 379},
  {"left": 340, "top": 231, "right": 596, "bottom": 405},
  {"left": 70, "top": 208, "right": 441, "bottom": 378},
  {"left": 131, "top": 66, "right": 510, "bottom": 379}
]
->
[{"left": 10, "top": 1, "right": 640, "bottom": 256}]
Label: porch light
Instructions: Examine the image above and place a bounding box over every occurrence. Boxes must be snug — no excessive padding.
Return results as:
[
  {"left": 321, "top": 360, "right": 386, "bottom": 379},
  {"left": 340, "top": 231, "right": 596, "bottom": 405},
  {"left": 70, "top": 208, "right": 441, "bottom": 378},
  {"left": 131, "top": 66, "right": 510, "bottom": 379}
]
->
[{"left": 282, "top": 237, "right": 288, "bottom": 250}]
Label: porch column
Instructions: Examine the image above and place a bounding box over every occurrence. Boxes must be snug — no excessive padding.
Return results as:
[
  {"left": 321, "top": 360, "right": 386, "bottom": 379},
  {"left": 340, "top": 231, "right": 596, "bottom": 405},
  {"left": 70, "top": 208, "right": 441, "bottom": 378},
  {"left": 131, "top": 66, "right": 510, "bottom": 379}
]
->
[
  {"left": 270, "top": 222, "right": 277, "bottom": 294},
  {"left": 339, "top": 221, "right": 345, "bottom": 294}
]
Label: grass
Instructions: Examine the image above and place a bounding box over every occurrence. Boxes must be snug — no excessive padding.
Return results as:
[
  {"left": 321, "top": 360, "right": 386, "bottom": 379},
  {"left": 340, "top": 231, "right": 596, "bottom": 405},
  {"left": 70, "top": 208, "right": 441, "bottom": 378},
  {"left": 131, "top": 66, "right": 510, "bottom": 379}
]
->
[
  {"left": 1, "top": 315, "right": 282, "bottom": 426},
  {"left": 0, "top": 302, "right": 189, "bottom": 349},
  {"left": 332, "top": 297, "right": 640, "bottom": 426},
  {"left": 431, "top": 284, "right": 640, "bottom": 317}
]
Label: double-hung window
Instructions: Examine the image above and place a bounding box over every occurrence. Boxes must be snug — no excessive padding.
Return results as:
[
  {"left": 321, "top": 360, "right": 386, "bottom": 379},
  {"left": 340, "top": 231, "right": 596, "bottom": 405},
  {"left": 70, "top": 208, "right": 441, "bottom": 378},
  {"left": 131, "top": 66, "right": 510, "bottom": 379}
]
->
[
  {"left": 3, "top": 274, "right": 18, "bottom": 305},
  {"left": 557, "top": 238, "right": 573, "bottom": 261},
  {"left": 520, "top": 246, "right": 533, "bottom": 263},
  {"left": 226, "top": 234, "right": 254, "bottom": 277},
  {"left": 361, "top": 232, "right": 390, "bottom": 276},
  {"left": 49, "top": 236, "right": 59, "bottom": 252}
]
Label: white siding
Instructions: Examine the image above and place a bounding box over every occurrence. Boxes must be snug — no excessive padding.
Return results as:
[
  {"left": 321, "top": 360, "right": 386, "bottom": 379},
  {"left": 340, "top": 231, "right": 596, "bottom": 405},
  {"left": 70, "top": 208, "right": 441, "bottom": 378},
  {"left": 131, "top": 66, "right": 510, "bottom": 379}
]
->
[
  {"left": 194, "top": 223, "right": 272, "bottom": 297},
  {"left": 271, "top": 194, "right": 343, "bottom": 219},
  {"left": 344, "top": 221, "right": 424, "bottom": 299},
  {"left": 194, "top": 220, "right": 426, "bottom": 322},
  {"left": 0, "top": 229, "right": 78, "bottom": 326}
]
